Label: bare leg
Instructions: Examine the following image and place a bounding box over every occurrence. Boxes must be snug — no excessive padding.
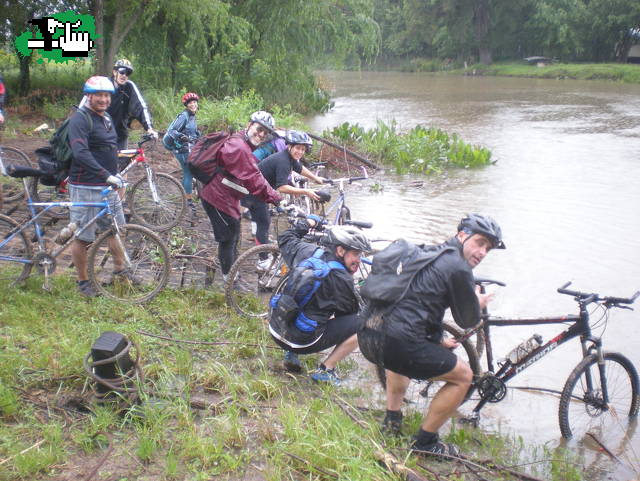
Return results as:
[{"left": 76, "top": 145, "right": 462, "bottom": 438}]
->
[
  {"left": 107, "top": 234, "right": 126, "bottom": 272},
  {"left": 322, "top": 334, "right": 357, "bottom": 370},
  {"left": 71, "top": 239, "right": 91, "bottom": 281},
  {"left": 421, "top": 359, "right": 472, "bottom": 432},
  {"left": 386, "top": 370, "right": 411, "bottom": 411}
]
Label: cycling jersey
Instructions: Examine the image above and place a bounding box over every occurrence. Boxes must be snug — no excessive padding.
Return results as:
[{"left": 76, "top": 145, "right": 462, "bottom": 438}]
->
[{"left": 67, "top": 107, "right": 118, "bottom": 186}]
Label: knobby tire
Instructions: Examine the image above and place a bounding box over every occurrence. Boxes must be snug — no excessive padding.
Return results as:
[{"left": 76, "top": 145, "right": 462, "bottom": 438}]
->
[
  {"left": 1, "top": 146, "right": 33, "bottom": 203},
  {"left": 128, "top": 172, "right": 187, "bottom": 231},
  {"left": 0, "top": 213, "right": 33, "bottom": 284}
]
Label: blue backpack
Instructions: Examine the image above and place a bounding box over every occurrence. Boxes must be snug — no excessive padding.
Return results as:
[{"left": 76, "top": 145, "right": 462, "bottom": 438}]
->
[{"left": 270, "top": 248, "right": 345, "bottom": 332}]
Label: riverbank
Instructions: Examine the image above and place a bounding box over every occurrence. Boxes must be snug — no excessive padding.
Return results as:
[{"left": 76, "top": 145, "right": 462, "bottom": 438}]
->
[
  {"left": 0, "top": 273, "right": 582, "bottom": 480},
  {"left": 360, "top": 60, "right": 640, "bottom": 84}
]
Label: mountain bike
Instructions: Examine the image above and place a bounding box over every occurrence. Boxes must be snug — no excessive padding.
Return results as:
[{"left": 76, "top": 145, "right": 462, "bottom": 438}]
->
[
  {"left": 316, "top": 166, "right": 369, "bottom": 225},
  {"left": 29, "top": 135, "right": 187, "bottom": 230},
  {"left": 225, "top": 204, "right": 373, "bottom": 319},
  {"left": 377, "top": 279, "right": 640, "bottom": 442},
  {"left": 0, "top": 145, "right": 33, "bottom": 204},
  {"left": 0, "top": 165, "right": 171, "bottom": 304}
]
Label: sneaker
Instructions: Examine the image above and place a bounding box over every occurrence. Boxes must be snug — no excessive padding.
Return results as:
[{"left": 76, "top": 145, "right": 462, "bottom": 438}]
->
[
  {"left": 77, "top": 280, "right": 100, "bottom": 298},
  {"left": 283, "top": 351, "right": 302, "bottom": 373},
  {"left": 188, "top": 199, "right": 197, "bottom": 216},
  {"left": 104, "top": 268, "right": 143, "bottom": 286},
  {"left": 382, "top": 411, "right": 403, "bottom": 436},
  {"left": 311, "top": 366, "right": 340, "bottom": 386},
  {"left": 256, "top": 256, "right": 273, "bottom": 272},
  {"left": 411, "top": 437, "right": 460, "bottom": 459}
]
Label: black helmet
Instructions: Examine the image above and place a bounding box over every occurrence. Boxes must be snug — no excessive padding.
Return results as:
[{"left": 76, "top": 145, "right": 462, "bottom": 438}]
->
[
  {"left": 326, "top": 226, "right": 371, "bottom": 252},
  {"left": 285, "top": 130, "right": 313, "bottom": 153},
  {"left": 458, "top": 214, "right": 505, "bottom": 249}
]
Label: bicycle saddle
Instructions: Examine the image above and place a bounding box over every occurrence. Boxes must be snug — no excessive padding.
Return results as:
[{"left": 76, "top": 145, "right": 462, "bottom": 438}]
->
[
  {"left": 316, "top": 190, "right": 331, "bottom": 203},
  {"left": 6, "top": 164, "right": 45, "bottom": 178}
]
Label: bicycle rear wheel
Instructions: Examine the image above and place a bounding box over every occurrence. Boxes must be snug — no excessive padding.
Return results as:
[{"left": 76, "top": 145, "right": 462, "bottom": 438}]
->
[
  {"left": 28, "top": 178, "right": 69, "bottom": 219},
  {"left": 558, "top": 351, "right": 639, "bottom": 442},
  {"left": 1, "top": 146, "right": 32, "bottom": 203},
  {"left": 87, "top": 224, "right": 170, "bottom": 304},
  {"left": 376, "top": 323, "right": 481, "bottom": 413},
  {"left": 225, "top": 244, "right": 286, "bottom": 319},
  {"left": 0, "top": 213, "right": 33, "bottom": 285},
  {"left": 128, "top": 172, "right": 187, "bottom": 231}
]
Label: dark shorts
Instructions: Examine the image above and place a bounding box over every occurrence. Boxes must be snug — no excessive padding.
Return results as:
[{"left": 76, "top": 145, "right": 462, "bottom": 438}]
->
[
  {"left": 359, "top": 327, "right": 456, "bottom": 380},
  {"left": 272, "top": 313, "right": 362, "bottom": 354}
]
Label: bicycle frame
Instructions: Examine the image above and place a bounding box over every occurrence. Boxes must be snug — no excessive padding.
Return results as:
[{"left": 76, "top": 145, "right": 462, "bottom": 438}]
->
[
  {"left": 118, "top": 137, "right": 161, "bottom": 203},
  {"left": 321, "top": 166, "right": 368, "bottom": 225}
]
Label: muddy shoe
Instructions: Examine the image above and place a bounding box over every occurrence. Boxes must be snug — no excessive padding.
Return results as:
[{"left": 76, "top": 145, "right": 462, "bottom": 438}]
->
[
  {"left": 310, "top": 366, "right": 340, "bottom": 386},
  {"left": 411, "top": 436, "right": 460, "bottom": 459},
  {"left": 77, "top": 280, "right": 100, "bottom": 298},
  {"left": 381, "top": 410, "right": 403, "bottom": 436},
  {"left": 283, "top": 351, "right": 302, "bottom": 373}
]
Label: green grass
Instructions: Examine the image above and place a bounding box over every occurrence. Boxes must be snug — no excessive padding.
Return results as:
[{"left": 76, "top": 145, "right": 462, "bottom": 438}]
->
[
  {"left": 0, "top": 272, "right": 586, "bottom": 480},
  {"left": 452, "top": 61, "right": 640, "bottom": 84}
]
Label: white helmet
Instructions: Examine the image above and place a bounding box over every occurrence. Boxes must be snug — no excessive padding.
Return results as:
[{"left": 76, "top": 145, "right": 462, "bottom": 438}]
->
[
  {"left": 327, "top": 226, "right": 371, "bottom": 252},
  {"left": 250, "top": 111, "right": 275, "bottom": 132},
  {"left": 83, "top": 76, "right": 115, "bottom": 94}
]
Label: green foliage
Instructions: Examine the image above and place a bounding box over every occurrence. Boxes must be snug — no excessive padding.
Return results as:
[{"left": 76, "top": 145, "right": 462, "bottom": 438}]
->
[{"left": 324, "top": 120, "right": 492, "bottom": 174}]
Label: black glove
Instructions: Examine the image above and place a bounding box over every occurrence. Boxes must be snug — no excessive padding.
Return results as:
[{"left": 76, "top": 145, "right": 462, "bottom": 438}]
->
[{"left": 293, "top": 219, "right": 311, "bottom": 235}]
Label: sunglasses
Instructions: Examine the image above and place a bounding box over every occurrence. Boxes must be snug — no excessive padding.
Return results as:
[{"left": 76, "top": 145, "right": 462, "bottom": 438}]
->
[{"left": 116, "top": 68, "right": 132, "bottom": 76}]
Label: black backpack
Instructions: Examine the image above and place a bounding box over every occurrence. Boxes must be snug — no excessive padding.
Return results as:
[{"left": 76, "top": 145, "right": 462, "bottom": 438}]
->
[
  {"left": 359, "top": 238, "right": 455, "bottom": 306},
  {"left": 36, "top": 108, "right": 93, "bottom": 185},
  {"left": 269, "top": 248, "right": 346, "bottom": 332}
]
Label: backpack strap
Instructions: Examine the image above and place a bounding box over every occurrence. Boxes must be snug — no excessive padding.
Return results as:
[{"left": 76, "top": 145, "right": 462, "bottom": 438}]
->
[{"left": 297, "top": 248, "right": 345, "bottom": 308}]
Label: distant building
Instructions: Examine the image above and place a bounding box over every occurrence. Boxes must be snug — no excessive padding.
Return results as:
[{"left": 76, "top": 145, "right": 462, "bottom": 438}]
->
[{"left": 628, "top": 44, "right": 640, "bottom": 64}]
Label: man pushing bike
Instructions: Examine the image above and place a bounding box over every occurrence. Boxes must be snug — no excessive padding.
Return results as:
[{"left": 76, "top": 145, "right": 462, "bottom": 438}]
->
[{"left": 359, "top": 214, "right": 505, "bottom": 457}]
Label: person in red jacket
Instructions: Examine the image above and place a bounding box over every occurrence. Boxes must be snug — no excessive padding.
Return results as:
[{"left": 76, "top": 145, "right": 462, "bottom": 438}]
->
[{"left": 199, "top": 111, "right": 283, "bottom": 278}]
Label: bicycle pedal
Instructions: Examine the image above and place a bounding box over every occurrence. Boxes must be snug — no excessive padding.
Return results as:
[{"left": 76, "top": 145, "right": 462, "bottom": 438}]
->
[{"left": 459, "top": 415, "right": 480, "bottom": 428}]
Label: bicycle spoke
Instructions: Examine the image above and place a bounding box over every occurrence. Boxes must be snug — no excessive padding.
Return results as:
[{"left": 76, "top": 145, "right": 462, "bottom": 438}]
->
[{"left": 0, "top": 214, "right": 33, "bottom": 285}]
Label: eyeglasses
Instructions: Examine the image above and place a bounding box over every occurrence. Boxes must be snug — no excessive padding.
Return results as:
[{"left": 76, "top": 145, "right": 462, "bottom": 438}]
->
[
  {"left": 254, "top": 125, "right": 270, "bottom": 136},
  {"left": 116, "top": 68, "right": 132, "bottom": 76}
]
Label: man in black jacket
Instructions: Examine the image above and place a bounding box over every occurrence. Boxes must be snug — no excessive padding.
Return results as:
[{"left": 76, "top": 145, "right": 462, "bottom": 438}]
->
[
  {"left": 269, "top": 220, "right": 370, "bottom": 385},
  {"left": 360, "top": 214, "right": 504, "bottom": 457},
  {"left": 68, "top": 76, "right": 131, "bottom": 297}
]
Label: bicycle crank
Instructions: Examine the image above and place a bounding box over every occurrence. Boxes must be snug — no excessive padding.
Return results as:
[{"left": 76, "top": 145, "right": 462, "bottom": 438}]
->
[
  {"left": 477, "top": 373, "right": 507, "bottom": 403},
  {"left": 34, "top": 252, "right": 57, "bottom": 275}
]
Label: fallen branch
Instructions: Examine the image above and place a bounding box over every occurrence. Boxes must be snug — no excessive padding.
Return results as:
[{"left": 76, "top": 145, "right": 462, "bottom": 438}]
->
[
  {"left": 308, "top": 132, "right": 379, "bottom": 170},
  {"left": 374, "top": 448, "right": 430, "bottom": 481},
  {"left": 136, "top": 329, "right": 280, "bottom": 350},
  {"left": 0, "top": 439, "right": 45, "bottom": 466},
  {"left": 586, "top": 432, "right": 625, "bottom": 465},
  {"left": 81, "top": 434, "right": 113, "bottom": 481},
  {"left": 284, "top": 451, "right": 339, "bottom": 479}
]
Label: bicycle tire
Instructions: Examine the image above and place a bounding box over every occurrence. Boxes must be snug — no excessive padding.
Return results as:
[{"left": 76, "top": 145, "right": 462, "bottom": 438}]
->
[
  {"left": 225, "top": 244, "right": 285, "bottom": 319},
  {"left": 376, "top": 323, "right": 481, "bottom": 412},
  {"left": 338, "top": 205, "right": 351, "bottom": 225},
  {"left": 87, "top": 223, "right": 171, "bottom": 304},
  {"left": 27, "top": 177, "right": 69, "bottom": 219},
  {"left": 1, "top": 146, "right": 33, "bottom": 203},
  {"left": 0, "top": 213, "right": 33, "bottom": 284},
  {"left": 128, "top": 172, "right": 187, "bottom": 231},
  {"left": 558, "top": 351, "right": 639, "bottom": 441}
]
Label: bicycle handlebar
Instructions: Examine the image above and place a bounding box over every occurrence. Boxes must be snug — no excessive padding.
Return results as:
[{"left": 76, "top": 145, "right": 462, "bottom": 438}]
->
[
  {"left": 557, "top": 281, "right": 639, "bottom": 307},
  {"left": 343, "top": 219, "right": 373, "bottom": 229},
  {"left": 474, "top": 277, "right": 506, "bottom": 287}
]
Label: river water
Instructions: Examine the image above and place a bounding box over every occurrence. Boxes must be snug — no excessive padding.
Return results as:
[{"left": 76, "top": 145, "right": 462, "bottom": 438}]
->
[{"left": 307, "top": 71, "right": 640, "bottom": 479}]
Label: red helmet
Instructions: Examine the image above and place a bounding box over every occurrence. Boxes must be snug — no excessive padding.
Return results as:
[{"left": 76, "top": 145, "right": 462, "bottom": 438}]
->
[{"left": 182, "top": 92, "right": 199, "bottom": 105}]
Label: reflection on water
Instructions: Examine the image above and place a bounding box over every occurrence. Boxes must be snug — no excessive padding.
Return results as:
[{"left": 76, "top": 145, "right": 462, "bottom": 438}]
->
[{"left": 308, "top": 71, "right": 640, "bottom": 480}]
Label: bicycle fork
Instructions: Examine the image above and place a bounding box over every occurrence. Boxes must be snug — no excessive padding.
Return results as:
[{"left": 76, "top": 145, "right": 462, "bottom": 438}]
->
[{"left": 144, "top": 165, "right": 161, "bottom": 203}]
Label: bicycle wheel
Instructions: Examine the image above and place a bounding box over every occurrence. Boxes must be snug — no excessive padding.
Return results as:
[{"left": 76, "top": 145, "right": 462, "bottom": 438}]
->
[
  {"left": 28, "top": 178, "right": 69, "bottom": 219},
  {"left": 559, "top": 351, "right": 639, "bottom": 442},
  {"left": 376, "top": 323, "right": 481, "bottom": 413},
  {"left": 0, "top": 213, "right": 33, "bottom": 284},
  {"left": 338, "top": 205, "right": 351, "bottom": 225},
  {"left": 1, "top": 146, "right": 32, "bottom": 203},
  {"left": 87, "top": 224, "right": 171, "bottom": 304},
  {"left": 128, "top": 172, "right": 187, "bottom": 231},
  {"left": 225, "top": 244, "right": 286, "bottom": 319}
]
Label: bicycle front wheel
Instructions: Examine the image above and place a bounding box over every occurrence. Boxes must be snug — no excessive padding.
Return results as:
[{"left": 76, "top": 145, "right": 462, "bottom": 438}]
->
[
  {"left": 375, "top": 323, "right": 481, "bottom": 413},
  {"left": 0, "top": 214, "right": 33, "bottom": 285},
  {"left": 128, "top": 173, "right": 187, "bottom": 231},
  {"left": 559, "top": 351, "right": 639, "bottom": 442},
  {"left": 1, "top": 146, "right": 32, "bottom": 203},
  {"left": 87, "top": 224, "right": 171, "bottom": 304},
  {"left": 225, "top": 244, "right": 285, "bottom": 319}
]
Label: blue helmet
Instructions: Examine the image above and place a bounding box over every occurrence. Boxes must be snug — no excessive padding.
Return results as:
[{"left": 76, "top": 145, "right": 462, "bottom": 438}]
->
[{"left": 83, "top": 76, "right": 115, "bottom": 94}]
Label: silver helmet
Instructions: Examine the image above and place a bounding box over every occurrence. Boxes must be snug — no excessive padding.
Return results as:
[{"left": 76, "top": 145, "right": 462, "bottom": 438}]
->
[{"left": 326, "top": 226, "right": 371, "bottom": 252}]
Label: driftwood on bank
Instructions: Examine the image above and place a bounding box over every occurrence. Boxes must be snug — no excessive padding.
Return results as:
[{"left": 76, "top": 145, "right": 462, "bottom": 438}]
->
[{"left": 307, "top": 132, "right": 379, "bottom": 170}]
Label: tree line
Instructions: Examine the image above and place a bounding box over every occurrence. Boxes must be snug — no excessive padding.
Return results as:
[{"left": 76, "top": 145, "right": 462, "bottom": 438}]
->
[
  {"left": 1, "top": 0, "right": 639, "bottom": 113},
  {"left": 374, "top": 0, "right": 640, "bottom": 65}
]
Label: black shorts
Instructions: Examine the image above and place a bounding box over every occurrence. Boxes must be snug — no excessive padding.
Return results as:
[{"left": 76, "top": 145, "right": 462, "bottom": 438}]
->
[
  {"left": 272, "top": 313, "right": 362, "bottom": 354},
  {"left": 380, "top": 333, "right": 457, "bottom": 380}
]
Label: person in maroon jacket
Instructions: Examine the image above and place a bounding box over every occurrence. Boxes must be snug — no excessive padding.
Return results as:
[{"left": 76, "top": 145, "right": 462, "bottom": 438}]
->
[{"left": 199, "top": 111, "right": 283, "bottom": 278}]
